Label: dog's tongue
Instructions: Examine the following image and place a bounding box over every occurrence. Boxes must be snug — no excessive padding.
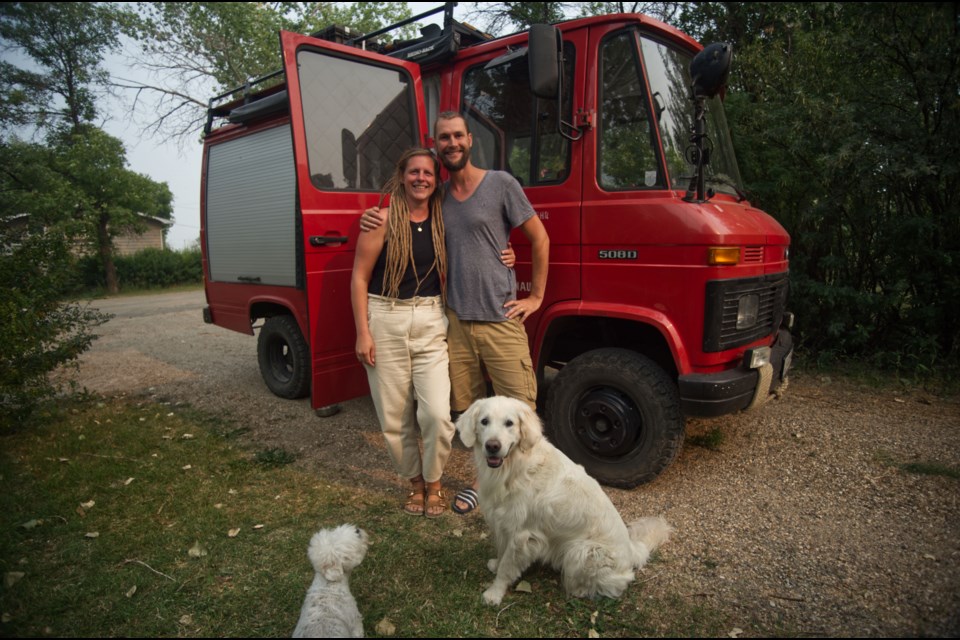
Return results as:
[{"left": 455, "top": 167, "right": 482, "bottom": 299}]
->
[{"left": 486, "top": 456, "right": 503, "bottom": 468}]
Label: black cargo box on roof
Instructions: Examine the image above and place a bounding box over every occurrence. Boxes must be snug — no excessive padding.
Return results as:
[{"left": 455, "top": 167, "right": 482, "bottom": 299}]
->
[
  {"left": 227, "top": 89, "right": 289, "bottom": 125},
  {"left": 374, "top": 20, "right": 491, "bottom": 66}
]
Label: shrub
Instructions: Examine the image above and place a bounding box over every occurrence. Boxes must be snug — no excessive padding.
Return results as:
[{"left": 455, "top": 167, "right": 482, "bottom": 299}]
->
[
  {"left": 0, "top": 227, "right": 110, "bottom": 429},
  {"left": 75, "top": 246, "right": 202, "bottom": 291}
]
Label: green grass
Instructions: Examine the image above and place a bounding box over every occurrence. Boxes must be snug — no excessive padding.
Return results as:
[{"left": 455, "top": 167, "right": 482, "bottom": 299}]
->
[
  {"left": 686, "top": 426, "right": 725, "bottom": 451},
  {"left": 253, "top": 447, "right": 297, "bottom": 467},
  {"left": 1, "top": 396, "right": 730, "bottom": 637},
  {"left": 874, "top": 451, "right": 960, "bottom": 480},
  {"left": 897, "top": 461, "right": 960, "bottom": 479}
]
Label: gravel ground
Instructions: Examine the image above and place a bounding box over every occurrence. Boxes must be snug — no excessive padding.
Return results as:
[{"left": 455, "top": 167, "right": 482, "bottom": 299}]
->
[{"left": 65, "top": 290, "right": 960, "bottom": 637}]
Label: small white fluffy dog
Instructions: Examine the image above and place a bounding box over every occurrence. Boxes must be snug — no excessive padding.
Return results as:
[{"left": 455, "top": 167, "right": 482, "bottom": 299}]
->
[
  {"left": 457, "top": 397, "right": 672, "bottom": 606},
  {"left": 292, "top": 524, "right": 369, "bottom": 638}
]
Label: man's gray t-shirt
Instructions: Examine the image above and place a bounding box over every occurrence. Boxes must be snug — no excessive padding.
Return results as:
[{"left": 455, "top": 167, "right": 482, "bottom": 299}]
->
[{"left": 443, "top": 171, "right": 536, "bottom": 322}]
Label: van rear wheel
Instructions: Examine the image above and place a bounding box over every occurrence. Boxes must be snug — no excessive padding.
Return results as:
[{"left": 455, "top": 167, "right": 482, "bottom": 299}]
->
[
  {"left": 257, "top": 315, "right": 311, "bottom": 399},
  {"left": 546, "top": 348, "right": 683, "bottom": 488}
]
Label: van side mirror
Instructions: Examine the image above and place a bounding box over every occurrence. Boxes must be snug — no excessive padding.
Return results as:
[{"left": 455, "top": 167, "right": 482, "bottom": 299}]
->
[
  {"left": 690, "top": 43, "right": 732, "bottom": 99},
  {"left": 528, "top": 24, "right": 559, "bottom": 99}
]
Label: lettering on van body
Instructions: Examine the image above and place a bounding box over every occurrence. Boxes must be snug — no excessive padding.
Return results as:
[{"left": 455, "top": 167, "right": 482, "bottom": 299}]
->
[{"left": 598, "top": 249, "right": 638, "bottom": 260}]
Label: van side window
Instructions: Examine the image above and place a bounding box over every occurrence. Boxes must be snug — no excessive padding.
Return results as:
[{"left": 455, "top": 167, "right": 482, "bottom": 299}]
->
[
  {"left": 598, "top": 31, "right": 663, "bottom": 190},
  {"left": 296, "top": 50, "right": 417, "bottom": 191},
  {"left": 461, "top": 43, "right": 574, "bottom": 186}
]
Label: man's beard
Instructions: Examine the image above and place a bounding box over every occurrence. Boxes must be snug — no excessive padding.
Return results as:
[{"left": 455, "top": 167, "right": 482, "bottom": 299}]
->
[{"left": 440, "top": 145, "right": 470, "bottom": 171}]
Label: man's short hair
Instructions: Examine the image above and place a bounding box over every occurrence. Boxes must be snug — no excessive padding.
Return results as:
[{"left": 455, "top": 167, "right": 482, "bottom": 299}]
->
[{"left": 434, "top": 111, "right": 470, "bottom": 138}]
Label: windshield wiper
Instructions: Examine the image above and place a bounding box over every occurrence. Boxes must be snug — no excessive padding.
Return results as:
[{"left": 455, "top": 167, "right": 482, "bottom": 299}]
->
[{"left": 705, "top": 176, "right": 747, "bottom": 202}]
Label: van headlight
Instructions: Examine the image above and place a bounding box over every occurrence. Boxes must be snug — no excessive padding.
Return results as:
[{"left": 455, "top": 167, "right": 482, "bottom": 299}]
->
[{"left": 736, "top": 294, "right": 760, "bottom": 330}]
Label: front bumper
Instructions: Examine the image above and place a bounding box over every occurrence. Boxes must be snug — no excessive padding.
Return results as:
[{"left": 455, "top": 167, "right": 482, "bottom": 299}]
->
[{"left": 678, "top": 327, "right": 793, "bottom": 418}]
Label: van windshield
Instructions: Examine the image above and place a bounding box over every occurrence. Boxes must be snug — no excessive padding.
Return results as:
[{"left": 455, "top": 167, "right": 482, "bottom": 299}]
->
[{"left": 640, "top": 35, "right": 744, "bottom": 197}]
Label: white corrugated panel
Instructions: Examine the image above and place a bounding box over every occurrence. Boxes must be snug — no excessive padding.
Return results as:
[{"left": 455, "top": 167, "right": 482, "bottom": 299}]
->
[{"left": 206, "top": 125, "right": 297, "bottom": 286}]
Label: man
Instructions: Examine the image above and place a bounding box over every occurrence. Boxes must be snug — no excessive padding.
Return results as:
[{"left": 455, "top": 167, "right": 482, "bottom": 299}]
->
[{"left": 362, "top": 111, "right": 549, "bottom": 514}]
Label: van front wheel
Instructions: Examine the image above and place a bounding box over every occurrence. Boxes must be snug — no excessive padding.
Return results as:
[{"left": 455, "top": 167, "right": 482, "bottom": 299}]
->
[
  {"left": 546, "top": 348, "right": 683, "bottom": 488},
  {"left": 257, "top": 315, "right": 311, "bottom": 399}
]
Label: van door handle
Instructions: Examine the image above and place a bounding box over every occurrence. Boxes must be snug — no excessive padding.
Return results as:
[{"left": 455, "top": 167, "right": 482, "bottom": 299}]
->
[{"left": 310, "top": 235, "right": 349, "bottom": 246}]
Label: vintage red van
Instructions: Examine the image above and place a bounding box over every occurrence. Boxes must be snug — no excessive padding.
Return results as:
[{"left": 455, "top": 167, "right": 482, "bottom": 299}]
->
[{"left": 201, "top": 3, "right": 793, "bottom": 487}]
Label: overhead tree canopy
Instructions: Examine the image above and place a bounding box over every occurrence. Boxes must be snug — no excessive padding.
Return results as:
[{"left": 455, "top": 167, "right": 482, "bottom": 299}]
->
[
  {"left": 0, "top": 2, "right": 134, "bottom": 134},
  {"left": 120, "top": 1, "right": 417, "bottom": 143},
  {"left": 463, "top": 2, "right": 685, "bottom": 35}
]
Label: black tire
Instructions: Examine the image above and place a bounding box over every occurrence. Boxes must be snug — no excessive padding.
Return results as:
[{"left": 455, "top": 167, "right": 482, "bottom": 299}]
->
[
  {"left": 546, "top": 348, "right": 683, "bottom": 488},
  {"left": 257, "top": 315, "right": 311, "bottom": 399}
]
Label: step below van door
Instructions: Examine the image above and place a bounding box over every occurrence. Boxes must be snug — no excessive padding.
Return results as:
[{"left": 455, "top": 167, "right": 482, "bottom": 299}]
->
[{"left": 280, "top": 30, "right": 428, "bottom": 410}]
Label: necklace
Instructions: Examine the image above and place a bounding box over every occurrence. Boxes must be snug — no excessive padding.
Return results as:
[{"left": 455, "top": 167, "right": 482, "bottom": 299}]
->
[{"left": 412, "top": 217, "right": 427, "bottom": 233}]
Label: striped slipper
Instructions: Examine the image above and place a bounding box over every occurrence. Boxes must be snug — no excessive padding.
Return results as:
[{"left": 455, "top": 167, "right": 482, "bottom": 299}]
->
[{"left": 451, "top": 487, "right": 479, "bottom": 514}]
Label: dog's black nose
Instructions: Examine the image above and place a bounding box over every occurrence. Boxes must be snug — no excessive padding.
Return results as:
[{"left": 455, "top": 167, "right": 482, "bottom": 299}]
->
[{"left": 485, "top": 439, "right": 501, "bottom": 455}]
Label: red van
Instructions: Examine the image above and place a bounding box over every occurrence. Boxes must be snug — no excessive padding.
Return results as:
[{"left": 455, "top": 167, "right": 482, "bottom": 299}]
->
[{"left": 201, "top": 3, "right": 793, "bottom": 487}]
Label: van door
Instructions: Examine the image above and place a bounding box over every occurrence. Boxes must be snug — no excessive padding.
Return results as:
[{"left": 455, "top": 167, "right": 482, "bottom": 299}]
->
[
  {"left": 580, "top": 25, "right": 689, "bottom": 336},
  {"left": 280, "top": 31, "right": 428, "bottom": 409}
]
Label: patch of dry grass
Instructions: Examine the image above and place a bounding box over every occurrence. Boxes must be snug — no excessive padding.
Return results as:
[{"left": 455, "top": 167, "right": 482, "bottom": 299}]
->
[{"left": 0, "top": 396, "right": 727, "bottom": 637}]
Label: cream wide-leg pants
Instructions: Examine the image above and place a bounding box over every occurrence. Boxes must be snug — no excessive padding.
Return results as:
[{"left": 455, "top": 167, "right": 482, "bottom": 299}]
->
[{"left": 363, "top": 294, "right": 455, "bottom": 483}]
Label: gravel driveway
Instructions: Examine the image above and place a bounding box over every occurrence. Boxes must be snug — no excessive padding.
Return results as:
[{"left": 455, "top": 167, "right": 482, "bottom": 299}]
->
[{"left": 68, "top": 290, "right": 959, "bottom": 637}]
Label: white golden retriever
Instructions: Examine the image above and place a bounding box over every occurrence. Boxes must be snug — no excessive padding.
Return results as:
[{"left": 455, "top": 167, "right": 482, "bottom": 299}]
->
[
  {"left": 457, "top": 397, "right": 672, "bottom": 606},
  {"left": 292, "top": 524, "right": 369, "bottom": 638}
]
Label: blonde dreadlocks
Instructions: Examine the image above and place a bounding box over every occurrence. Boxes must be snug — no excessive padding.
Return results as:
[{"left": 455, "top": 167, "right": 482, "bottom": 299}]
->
[{"left": 379, "top": 148, "right": 447, "bottom": 302}]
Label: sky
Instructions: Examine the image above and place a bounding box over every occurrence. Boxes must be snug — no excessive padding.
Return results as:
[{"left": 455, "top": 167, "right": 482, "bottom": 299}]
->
[
  {"left": 102, "top": 2, "right": 453, "bottom": 252},
  {"left": 102, "top": 89, "right": 203, "bottom": 251},
  {"left": 1, "top": 26, "right": 204, "bottom": 251}
]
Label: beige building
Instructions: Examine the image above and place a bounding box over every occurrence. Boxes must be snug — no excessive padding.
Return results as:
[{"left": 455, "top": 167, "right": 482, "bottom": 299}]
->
[
  {"left": 112, "top": 215, "right": 172, "bottom": 255},
  {"left": 3, "top": 213, "right": 172, "bottom": 256}
]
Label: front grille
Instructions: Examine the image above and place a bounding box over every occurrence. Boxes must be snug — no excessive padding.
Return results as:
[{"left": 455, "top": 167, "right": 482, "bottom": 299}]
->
[
  {"left": 743, "top": 246, "right": 764, "bottom": 263},
  {"left": 703, "top": 274, "right": 789, "bottom": 352}
]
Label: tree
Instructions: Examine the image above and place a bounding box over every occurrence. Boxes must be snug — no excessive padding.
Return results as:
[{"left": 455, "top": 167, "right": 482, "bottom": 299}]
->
[
  {"left": 463, "top": 2, "right": 684, "bottom": 36},
  {"left": 0, "top": 138, "right": 116, "bottom": 430},
  {"left": 1, "top": 2, "right": 173, "bottom": 294},
  {"left": 577, "top": 2, "right": 684, "bottom": 24},
  {"left": 121, "top": 2, "right": 417, "bottom": 143},
  {"left": 677, "top": 2, "right": 960, "bottom": 370},
  {"left": 463, "top": 2, "right": 569, "bottom": 35},
  {"left": 0, "top": 2, "right": 133, "bottom": 134},
  {"left": 0, "top": 223, "right": 111, "bottom": 430},
  {"left": 53, "top": 127, "right": 174, "bottom": 293}
]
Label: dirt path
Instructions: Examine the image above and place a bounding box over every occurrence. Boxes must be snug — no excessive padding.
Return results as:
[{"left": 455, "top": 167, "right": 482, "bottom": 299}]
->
[{"left": 68, "top": 290, "right": 960, "bottom": 636}]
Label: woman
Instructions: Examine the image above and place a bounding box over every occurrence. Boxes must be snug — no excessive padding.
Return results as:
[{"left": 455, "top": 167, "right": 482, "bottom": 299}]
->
[{"left": 352, "top": 148, "right": 518, "bottom": 517}]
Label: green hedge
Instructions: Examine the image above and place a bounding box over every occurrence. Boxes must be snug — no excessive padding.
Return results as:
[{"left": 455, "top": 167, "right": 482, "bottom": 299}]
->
[{"left": 77, "top": 247, "right": 202, "bottom": 291}]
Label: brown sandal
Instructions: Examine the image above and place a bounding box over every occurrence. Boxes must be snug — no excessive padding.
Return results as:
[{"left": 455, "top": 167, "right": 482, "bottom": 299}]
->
[
  {"left": 424, "top": 486, "right": 446, "bottom": 518},
  {"left": 404, "top": 481, "right": 425, "bottom": 516}
]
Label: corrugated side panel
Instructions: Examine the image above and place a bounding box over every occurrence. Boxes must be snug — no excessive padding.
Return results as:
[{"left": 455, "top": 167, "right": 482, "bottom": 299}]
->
[{"left": 206, "top": 125, "right": 297, "bottom": 286}]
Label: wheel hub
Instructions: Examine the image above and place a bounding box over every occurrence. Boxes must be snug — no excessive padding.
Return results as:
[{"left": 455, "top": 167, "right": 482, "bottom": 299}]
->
[
  {"left": 574, "top": 388, "right": 642, "bottom": 456},
  {"left": 268, "top": 340, "right": 294, "bottom": 381}
]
